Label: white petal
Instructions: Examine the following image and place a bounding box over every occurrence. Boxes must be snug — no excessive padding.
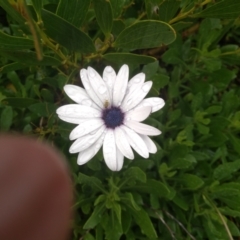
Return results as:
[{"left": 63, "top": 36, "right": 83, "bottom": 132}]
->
[
  {"left": 125, "top": 106, "right": 152, "bottom": 122},
  {"left": 56, "top": 104, "right": 101, "bottom": 118},
  {"left": 80, "top": 69, "right": 104, "bottom": 108},
  {"left": 58, "top": 115, "right": 88, "bottom": 125},
  {"left": 112, "top": 64, "right": 129, "bottom": 107},
  {"left": 69, "top": 126, "right": 105, "bottom": 153},
  {"left": 114, "top": 127, "right": 134, "bottom": 160},
  {"left": 87, "top": 67, "right": 111, "bottom": 106},
  {"left": 121, "top": 81, "right": 153, "bottom": 112},
  {"left": 102, "top": 66, "right": 116, "bottom": 103},
  {"left": 124, "top": 120, "right": 161, "bottom": 136},
  {"left": 69, "top": 118, "right": 104, "bottom": 140},
  {"left": 136, "top": 97, "right": 165, "bottom": 113},
  {"left": 121, "top": 125, "right": 149, "bottom": 158},
  {"left": 103, "top": 129, "right": 121, "bottom": 171},
  {"left": 116, "top": 147, "right": 124, "bottom": 171},
  {"left": 63, "top": 85, "right": 99, "bottom": 109},
  {"left": 139, "top": 134, "right": 157, "bottom": 154},
  {"left": 77, "top": 132, "right": 106, "bottom": 165},
  {"left": 127, "top": 72, "right": 145, "bottom": 90}
]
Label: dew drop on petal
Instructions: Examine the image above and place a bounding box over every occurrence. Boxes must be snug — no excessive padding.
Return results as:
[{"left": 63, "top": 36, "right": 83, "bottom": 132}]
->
[
  {"left": 142, "top": 84, "right": 151, "bottom": 92},
  {"left": 126, "top": 99, "right": 132, "bottom": 105},
  {"left": 106, "top": 66, "right": 112, "bottom": 73},
  {"left": 98, "top": 85, "right": 107, "bottom": 94}
]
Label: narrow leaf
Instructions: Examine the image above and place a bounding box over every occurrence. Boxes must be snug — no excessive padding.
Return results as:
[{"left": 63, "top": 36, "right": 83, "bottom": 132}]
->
[
  {"left": 83, "top": 203, "right": 105, "bottom": 229},
  {"left": 93, "top": 0, "right": 113, "bottom": 35},
  {"left": 127, "top": 206, "right": 157, "bottom": 238},
  {"left": 0, "top": 31, "right": 33, "bottom": 50},
  {"left": 114, "top": 20, "right": 176, "bottom": 50}
]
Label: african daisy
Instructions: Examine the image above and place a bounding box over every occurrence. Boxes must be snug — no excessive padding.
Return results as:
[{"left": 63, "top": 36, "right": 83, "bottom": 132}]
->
[{"left": 56, "top": 64, "right": 165, "bottom": 171}]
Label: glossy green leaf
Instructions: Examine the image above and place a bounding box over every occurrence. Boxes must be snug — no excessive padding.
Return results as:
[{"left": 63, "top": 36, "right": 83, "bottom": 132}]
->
[
  {"left": 214, "top": 160, "right": 240, "bottom": 180},
  {"left": 159, "top": 0, "right": 180, "bottom": 22},
  {"left": 114, "top": 20, "right": 176, "bottom": 50},
  {"left": 110, "top": 0, "right": 127, "bottom": 18},
  {"left": 93, "top": 0, "right": 113, "bottom": 35},
  {"left": 3, "top": 98, "right": 38, "bottom": 108},
  {"left": 0, "top": 106, "right": 13, "bottom": 131},
  {"left": 103, "top": 53, "right": 156, "bottom": 65},
  {"left": 0, "top": 31, "right": 34, "bottom": 50},
  {"left": 180, "top": 174, "right": 204, "bottom": 190},
  {"left": 41, "top": 9, "right": 95, "bottom": 53},
  {"left": 1, "top": 50, "right": 61, "bottom": 66},
  {"left": 127, "top": 207, "right": 157, "bottom": 238},
  {"left": 196, "top": 0, "right": 240, "bottom": 19},
  {"left": 56, "top": 0, "right": 90, "bottom": 27}
]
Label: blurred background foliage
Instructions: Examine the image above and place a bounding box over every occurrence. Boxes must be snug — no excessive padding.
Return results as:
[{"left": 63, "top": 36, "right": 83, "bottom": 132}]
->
[{"left": 1, "top": 0, "right": 240, "bottom": 239}]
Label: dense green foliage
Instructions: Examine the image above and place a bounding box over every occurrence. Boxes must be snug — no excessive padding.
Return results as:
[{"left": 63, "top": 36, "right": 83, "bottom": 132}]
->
[{"left": 1, "top": 0, "right": 240, "bottom": 239}]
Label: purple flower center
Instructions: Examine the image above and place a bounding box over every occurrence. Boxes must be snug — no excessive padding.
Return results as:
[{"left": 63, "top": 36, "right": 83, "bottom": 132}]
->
[{"left": 102, "top": 107, "right": 124, "bottom": 129}]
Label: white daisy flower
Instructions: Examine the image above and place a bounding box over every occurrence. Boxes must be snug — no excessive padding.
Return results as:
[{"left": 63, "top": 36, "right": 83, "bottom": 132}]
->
[{"left": 56, "top": 64, "right": 165, "bottom": 171}]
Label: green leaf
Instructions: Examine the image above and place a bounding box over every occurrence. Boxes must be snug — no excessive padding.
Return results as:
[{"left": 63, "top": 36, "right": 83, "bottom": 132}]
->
[
  {"left": 1, "top": 50, "right": 61, "bottom": 66},
  {"left": 83, "top": 203, "right": 105, "bottom": 229},
  {"left": 28, "top": 102, "right": 56, "bottom": 117},
  {"left": 78, "top": 173, "right": 105, "bottom": 191},
  {"left": 0, "top": 62, "right": 28, "bottom": 73},
  {"left": 83, "top": 232, "right": 95, "bottom": 240},
  {"left": 93, "top": 0, "right": 113, "bottom": 35},
  {"left": 41, "top": 9, "right": 95, "bottom": 53},
  {"left": 211, "top": 182, "right": 240, "bottom": 198},
  {"left": 130, "top": 179, "right": 170, "bottom": 197},
  {"left": 127, "top": 207, "right": 157, "bottom": 238},
  {"left": 104, "top": 211, "right": 123, "bottom": 240},
  {"left": 56, "top": 0, "right": 90, "bottom": 27},
  {"left": 213, "top": 160, "right": 240, "bottom": 180},
  {"left": 110, "top": 0, "right": 127, "bottom": 18},
  {"left": 31, "top": 0, "right": 42, "bottom": 17},
  {"left": 172, "top": 193, "right": 189, "bottom": 211},
  {"left": 3, "top": 98, "right": 39, "bottom": 108},
  {"left": 114, "top": 20, "right": 176, "bottom": 50},
  {"left": 196, "top": 0, "right": 240, "bottom": 19},
  {"left": 122, "top": 210, "right": 132, "bottom": 234},
  {"left": 121, "top": 192, "right": 141, "bottom": 211},
  {"left": 0, "top": 106, "right": 13, "bottom": 131},
  {"left": 103, "top": 53, "right": 156, "bottom": 65},
  {"left": 142, "top": 61, "right": 159, "bottom": 78},
  {"left": 180, "top": 174, "right": 204, "bottom": 190},
  {"left": 0, "top": 31, "right": 34, "bottom": 50},
  {"left": 159, "top": 0, "right": 180, "bottom": 22},
  {"left": 123, "top": 167, "right": 146, "bottom": 183},
  {"left": 0, "top": 1, "right": 26, "bottom": 26}
]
